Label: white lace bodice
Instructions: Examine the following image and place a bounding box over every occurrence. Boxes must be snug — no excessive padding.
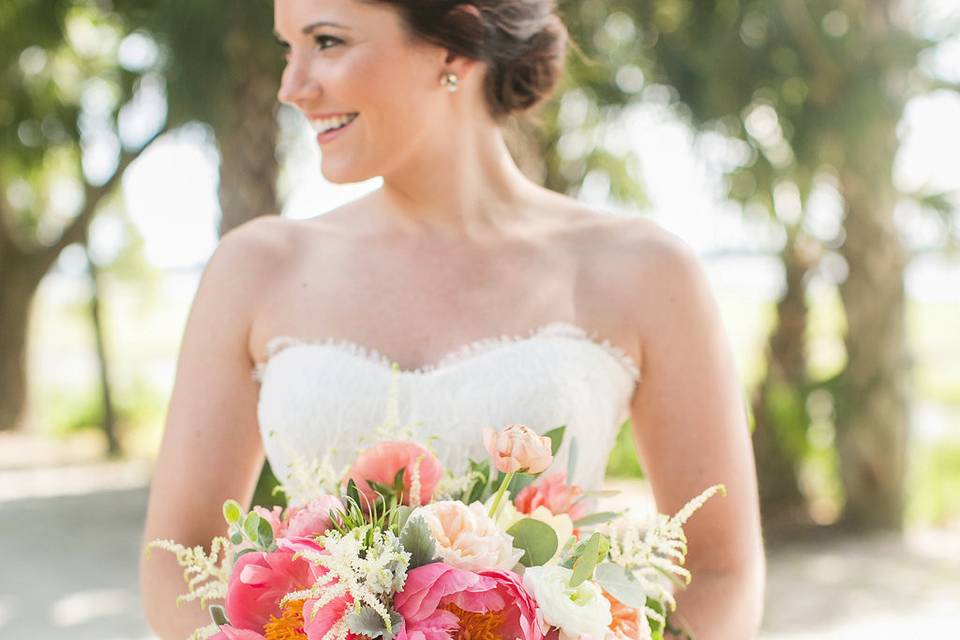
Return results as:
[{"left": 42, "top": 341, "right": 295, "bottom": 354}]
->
[{"left": 252, "top": 322, "right": 640, "bottom": 500}]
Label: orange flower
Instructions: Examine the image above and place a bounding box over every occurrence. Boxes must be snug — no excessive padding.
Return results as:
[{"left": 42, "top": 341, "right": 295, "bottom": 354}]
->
[{"left": 604, "top": 592, "right": 652, "bottom": 640}]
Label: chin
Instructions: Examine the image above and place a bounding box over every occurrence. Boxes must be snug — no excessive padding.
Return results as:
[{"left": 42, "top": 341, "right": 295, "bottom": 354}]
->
[{"left": 319, "top": 159, "right": 377, "bottom": 185}]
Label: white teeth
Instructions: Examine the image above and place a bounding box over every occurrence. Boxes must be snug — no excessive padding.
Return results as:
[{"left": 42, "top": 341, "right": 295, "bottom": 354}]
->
[{"left": 310, "top": 113, "right": 358, "bottom": 133}]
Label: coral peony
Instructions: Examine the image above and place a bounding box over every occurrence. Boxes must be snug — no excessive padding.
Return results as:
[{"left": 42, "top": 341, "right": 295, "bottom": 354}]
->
[
  {"left": 412, "top": 500, "right": 523, "bottom": 571},
  {"left": 345, "top": 441, "right": 443, "bottom": 507},
  {"left": 482, "top": 424, "right": 553, "bottom": 474},
  {"left": 395, "top": 563, "right": 543, "bottom": 640},
  {"left": 515, "top": 473, "right": 587, "bottom": 522}
]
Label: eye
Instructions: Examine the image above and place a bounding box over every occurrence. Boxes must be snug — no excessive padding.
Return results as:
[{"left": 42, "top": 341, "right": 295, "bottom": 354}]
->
[
  {"left": 314, "top": 34, "right": 343, "bottom": 51},
  {"left": 275, "top": 37, "right": 291, "bottom": 59}
]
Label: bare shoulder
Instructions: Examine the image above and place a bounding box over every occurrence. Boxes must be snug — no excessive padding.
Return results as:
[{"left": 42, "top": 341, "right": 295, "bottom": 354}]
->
[{"left": 573, "top": 211, "right": 715, "bottom": 336}]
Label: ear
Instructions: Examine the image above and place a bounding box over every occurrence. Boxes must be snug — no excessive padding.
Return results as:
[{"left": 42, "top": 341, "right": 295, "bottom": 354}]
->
[{"left": 441, "top": 3, "right": 484, "bottom": 74}]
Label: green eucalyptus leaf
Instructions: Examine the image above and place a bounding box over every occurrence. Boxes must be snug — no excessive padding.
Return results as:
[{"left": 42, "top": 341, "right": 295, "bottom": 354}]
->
[
  {"left": 257, "top": 516, "right": 274, "bottom": 549},
  {"left": 222, "top": 500, "right": 242, "bottom": 525},
  {"left": 543, "top": 425, "right": 567, "bottom": 456},
  {"left": 230, "top": 531, "right": 243, "bottom": 545},
  {"left": 243, "top": 512, "right": 261, "bottom": 542},
  {"left": 595, "top": 562, "right": 647, "bottom": 609},
  {"left": 506, "top": 518, "right": 558, "bottom": 567},
  {"left": 573, "top": 511, "right": 621, "bottom": 528},
  {"left": 570, "top": 533, "right": 602, "bottom": 587}
]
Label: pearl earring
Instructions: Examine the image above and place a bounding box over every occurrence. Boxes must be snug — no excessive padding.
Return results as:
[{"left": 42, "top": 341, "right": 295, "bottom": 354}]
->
[{"left": 441, "top": 72, "right": 460, "bottom": 93}]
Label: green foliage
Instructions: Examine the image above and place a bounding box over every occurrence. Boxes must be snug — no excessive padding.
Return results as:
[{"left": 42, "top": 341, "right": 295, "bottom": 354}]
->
[
  {"left": 507, "top": 518, "right": 559, "bottom": 567},
  {"left": 569, "top": 532, "right": 604, "bottom": 587},
  {"left": 606, "top": 419, "right": 645, "bottom": 478},
  {"left": 346, "top": 607, "right": 403, "bottom": 640},
  {"left": 399, "top": 516, "right": 438, "bottom": 570},
  {"left": 907, "top": 439, "right": 960, "bottom": 526},
  {"left": 594, "top": 562, "right": 646, "bottom": 609}
]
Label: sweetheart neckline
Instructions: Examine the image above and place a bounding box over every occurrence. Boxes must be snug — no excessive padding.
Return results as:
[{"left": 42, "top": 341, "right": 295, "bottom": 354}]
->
[{"left": 252, "top": 321, "right": 641, "bottom": 382}]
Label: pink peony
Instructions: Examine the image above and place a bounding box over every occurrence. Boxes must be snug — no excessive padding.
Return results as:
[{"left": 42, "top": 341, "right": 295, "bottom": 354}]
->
[
  {"left": 222, "top": 538, "right": 354, "bottom": 638},
  {"left": 394, "top": 563, "right": 544, "bottom": 640},
  {"left": 345, "top": 441, "right": 443, "bottom": 506},
  {"left": 284, "top": 495, "right": 345, "bottom": 538},
  {"left": 208, "top": 626, "right": 265, "bottom": 640},
  {"left": 224, "top": 548, "right": 317, "bottom": 632},
  {"left": 483, "top": 424, "right": 553, "bottom": 474},
  {"left": 515, "top": 472, "right": 588, "bottom": 522}
]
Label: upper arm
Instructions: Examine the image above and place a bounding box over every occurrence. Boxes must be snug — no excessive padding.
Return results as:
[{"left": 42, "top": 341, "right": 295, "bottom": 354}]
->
[
  {"left": 627, "top": 229, "right": 764, "bottom": 577},
  {"left": 141, "top": 217, "right": 286, "bottom": 554}
]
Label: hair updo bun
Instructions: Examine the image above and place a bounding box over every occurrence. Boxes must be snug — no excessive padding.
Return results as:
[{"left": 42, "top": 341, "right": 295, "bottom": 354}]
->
[{"left": 363, "top": 0, "right": 569, "bottom": 121}]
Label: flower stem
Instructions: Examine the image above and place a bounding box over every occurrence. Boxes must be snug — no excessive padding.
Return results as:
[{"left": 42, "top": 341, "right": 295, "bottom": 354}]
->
[{"left": 488, "top": 471, "right": 515, "bottom": 519}]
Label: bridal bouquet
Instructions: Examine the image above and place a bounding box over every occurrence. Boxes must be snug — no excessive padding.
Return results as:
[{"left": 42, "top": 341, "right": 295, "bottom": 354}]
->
[{"left": 148, "top": 424, "right": 722, "bottom": 640}]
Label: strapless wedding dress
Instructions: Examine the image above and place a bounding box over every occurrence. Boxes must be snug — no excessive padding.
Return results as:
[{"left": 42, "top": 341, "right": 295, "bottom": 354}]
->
[{"left": 252, "top": 322, "right": 640, "bottom": 501}]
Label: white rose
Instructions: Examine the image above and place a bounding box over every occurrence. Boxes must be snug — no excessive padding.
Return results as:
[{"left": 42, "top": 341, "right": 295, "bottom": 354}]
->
[
  {"left": 413, "top": 500, "right": 523, "bottom": 571},
  {"left": 522, "top": 565, "right": 612, "bottom": 640}
]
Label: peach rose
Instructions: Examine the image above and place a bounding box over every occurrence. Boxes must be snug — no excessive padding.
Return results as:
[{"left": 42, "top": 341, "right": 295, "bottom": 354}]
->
[
  {"left": 515, "top": 472, "right": 587, "bottom": 522},
  {"left": 412, "top": 500, "right": 524, "bottom": 571},
  {"left": 482, "top": 424, "right": 553, "bottom": 474}
]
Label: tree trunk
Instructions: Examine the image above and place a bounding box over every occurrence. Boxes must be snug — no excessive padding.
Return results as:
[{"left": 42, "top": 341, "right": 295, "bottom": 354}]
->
[
  {"left": 0, "top": 257, "right": 43, "bottom": 431},
  {"left": 751, "top": 229, "right": 817, "bottom": 531},
  {"left": 835, "top": 173, "right": 909, "bottom": 531},
  {"left": 86, "top": 246, "right": 120, "bottom": 457},
  {"left": 216, "top": 27, "right": 280, "bottom": 235}
]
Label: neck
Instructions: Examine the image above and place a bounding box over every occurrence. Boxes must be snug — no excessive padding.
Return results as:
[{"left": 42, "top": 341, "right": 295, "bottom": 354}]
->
[{"left": 370, "top": 122, "right": 543, "bottom": 241}]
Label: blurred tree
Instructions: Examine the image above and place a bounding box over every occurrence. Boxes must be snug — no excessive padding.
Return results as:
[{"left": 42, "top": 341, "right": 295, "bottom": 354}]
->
[
  {"left": 0, "top": 1, "right": 164, "bottom": 431},
  {"left": 623, "top": 0, "right": 958, "bottom": 530},
  {"left": 111, "top": 0, "right": 281, "bottom": 235}
]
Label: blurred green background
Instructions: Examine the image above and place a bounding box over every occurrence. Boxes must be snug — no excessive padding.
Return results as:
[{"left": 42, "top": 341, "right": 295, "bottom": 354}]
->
[{"left": 1, "top": 0, "right": 958, "bottom": 638}]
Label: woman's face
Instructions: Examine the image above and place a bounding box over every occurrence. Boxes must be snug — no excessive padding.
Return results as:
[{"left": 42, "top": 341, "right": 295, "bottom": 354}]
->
[{"left": 274, "top": 0, "right": 466, "bottom": 183}]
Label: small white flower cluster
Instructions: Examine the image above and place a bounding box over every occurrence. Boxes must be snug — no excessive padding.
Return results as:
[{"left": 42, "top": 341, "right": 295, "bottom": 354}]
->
[
  {"left": 268, "top": 429, "right": 344, "bottom": 506},
  {"left": 283, "top": 526, "right": 410, "bottom": 640},
  {"left": 604, "top": 484, "right": 725, "bottom": 621},
  {"left": 432, "top": 469, "right": 484, "bottom": 501},
  {"left": 145, "top": 536, "right": 232, "bottom": 608}
]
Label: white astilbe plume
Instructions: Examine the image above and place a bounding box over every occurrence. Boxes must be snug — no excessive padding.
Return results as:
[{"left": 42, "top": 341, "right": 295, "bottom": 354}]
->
[
  {"left": 281, "top": 526, "right": 410, "bottom": 640},
  {"left": 433, "top": 470, "right": 485, "bottom": 500},
  {"left": 363, "top": 364, "right": 440, "bottom": 452},
  {"left": 603, "top": 484, "right": 725, "bottom": 623},
  {"left": 266, "top": 429, "right": 344, "bottom": 506},
  {"left": 145, "top": 536, "right": 233, "bottom": 639}
]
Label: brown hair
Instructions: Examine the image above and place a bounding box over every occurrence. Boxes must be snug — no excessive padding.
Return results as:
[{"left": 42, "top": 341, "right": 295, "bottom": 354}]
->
[{"left": 360, "top": 0, "right": 568, "bottom": 121}]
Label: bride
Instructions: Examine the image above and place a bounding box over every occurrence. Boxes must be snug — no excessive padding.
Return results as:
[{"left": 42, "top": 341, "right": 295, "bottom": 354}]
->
[{"left": 140, "top": 0, "right": 765, "bottom": 638}]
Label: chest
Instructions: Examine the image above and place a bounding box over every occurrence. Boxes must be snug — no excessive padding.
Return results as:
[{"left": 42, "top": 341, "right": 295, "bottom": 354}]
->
[{"left": 253, "top": 236, "right": 603, "bottom": 368}]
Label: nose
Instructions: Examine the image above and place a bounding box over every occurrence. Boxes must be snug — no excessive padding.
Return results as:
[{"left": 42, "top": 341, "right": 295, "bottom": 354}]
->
[{"left": 276, "top": 56, "right": 320, "bottom": 107}]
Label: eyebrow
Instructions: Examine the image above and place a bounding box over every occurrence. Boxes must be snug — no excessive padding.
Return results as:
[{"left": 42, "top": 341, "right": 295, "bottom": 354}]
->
[{"left": 274, "top": 20, "right": 351, "bottom": 41}]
